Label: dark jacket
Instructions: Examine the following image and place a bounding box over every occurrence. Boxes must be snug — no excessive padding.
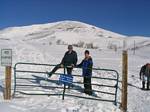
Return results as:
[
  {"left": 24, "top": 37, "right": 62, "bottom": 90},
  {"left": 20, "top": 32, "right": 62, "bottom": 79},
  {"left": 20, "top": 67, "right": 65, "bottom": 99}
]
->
[
  {"left": 77, "top": 57, "right": 93, "bottom": 77},
  {"left": 61, "top": 50, "right": 78, "bottom": 66},
  {"left": 145, "top": 66, "right": 150, "bottom": 78},
  {"left": 140, "top": 65, "right": 147, "bottom": 79}
]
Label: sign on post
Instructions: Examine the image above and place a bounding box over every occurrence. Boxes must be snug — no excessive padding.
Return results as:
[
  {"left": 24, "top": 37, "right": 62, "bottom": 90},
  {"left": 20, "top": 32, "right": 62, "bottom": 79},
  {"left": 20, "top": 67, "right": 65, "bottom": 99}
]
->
[
  {"left": 59, "top": 74, "right": 73, "bottom": 85},
  {"left": 1, "top": 49, "right": 12, "bottom": 100},
  {"left": 1, "top": 49, "right": 12, "bottom": 66},
  {"left": 59, "top": 74, "right": 73, "bottom": 100}
]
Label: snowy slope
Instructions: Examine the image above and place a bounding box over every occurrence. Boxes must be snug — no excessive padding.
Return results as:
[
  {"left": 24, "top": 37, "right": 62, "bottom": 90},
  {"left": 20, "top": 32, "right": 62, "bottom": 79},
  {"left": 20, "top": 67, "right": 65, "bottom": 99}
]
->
[
  {"left": 0, "top": 21, "right": 125, "bottom": 49},
  {"left": 0, "top": 21, "right": 150, "bottom": 112},
  {"left": 0, "top": 21, "right": 150, "bottom": 50}
]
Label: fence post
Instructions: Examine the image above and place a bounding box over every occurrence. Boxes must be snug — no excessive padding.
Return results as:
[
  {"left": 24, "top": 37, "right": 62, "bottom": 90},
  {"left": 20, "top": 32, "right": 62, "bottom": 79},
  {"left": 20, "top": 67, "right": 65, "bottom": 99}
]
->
[
  {"left": 4, "top": 66, "right": 12, "bottom": 100},
  {"left": 13, "top": 64, "right": 17, "bottom": 97},
  {"left": 121, "top": 50, "right": 128, "bottom": 112},
  {"left": 133, "top": 40, "right": 136, "bottom": 55}
]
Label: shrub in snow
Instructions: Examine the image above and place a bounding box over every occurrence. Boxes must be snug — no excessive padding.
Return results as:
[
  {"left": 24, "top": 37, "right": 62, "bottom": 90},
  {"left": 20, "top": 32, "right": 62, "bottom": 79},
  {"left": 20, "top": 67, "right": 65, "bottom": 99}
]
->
[
  {"left": 107, "top": 43, "right": 118, "bottom": 51},
  {"left": 108, "top": 36, "right": 112, "bottom": 38},
  {"left": 56, "top": 39, "right": 65, "bottom": 45},
  {"left": 85, "top": 43, "right": 98, "bottom": 49},
  {"left": 56, "top": 39, "right": 61, "bottom": 45},
  {"left": 73, "top": 41, "right": 85, "bottom": 48},
  {"left": 49, "top": 42, "right": 52, "bottom": 45},
  {"left": 51, "top": 36, "right": 56, "bottom": 39}
]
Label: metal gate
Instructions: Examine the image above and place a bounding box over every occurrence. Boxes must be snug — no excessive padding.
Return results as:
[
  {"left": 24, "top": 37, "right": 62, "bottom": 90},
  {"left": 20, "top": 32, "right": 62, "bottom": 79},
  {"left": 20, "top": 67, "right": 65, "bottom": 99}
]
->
[{"left": 13, "top": 62, "right": 119, "bottom": 105}]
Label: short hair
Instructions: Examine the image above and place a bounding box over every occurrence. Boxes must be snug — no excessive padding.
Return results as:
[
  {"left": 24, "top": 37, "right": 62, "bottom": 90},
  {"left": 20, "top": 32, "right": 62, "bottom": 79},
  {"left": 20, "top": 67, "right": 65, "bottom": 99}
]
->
[
  {"left": 68, "top": 45, "right": 73, "bottom": 49},
  {"left": 85, "top": 50, "right": 90, "bottom": 54}
]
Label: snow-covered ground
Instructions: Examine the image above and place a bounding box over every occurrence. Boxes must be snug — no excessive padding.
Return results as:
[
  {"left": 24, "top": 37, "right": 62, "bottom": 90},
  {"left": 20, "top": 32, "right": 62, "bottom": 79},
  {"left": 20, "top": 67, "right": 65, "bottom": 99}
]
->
[{"left": 0, "top": 21, "right": 150, "bottom": 112}]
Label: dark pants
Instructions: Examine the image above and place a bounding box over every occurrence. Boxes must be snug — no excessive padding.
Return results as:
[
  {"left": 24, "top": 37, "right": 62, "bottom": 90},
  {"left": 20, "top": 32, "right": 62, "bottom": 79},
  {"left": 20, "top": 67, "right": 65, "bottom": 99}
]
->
[
  {"left": 51, "top": 64, "right": 73, "bottom": 75},
  {"left": 84, "top": 76, "right": 92, "bottom": 95},
  {"left": 142, "top": 80, "right": 149, "bottom": 90}
]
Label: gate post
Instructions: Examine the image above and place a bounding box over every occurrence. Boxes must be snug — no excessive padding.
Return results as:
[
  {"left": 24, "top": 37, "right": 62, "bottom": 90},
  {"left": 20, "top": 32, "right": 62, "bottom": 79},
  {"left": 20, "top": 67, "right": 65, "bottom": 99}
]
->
[
  {"left": 4, "top": 66, "right": 12, "bottom": 100},
  {"left": 121, "top": 50, "right": 128, "bottom": 112},
  {"left": 62, "top": 66, "right": 66, "bottom": 100},
  {"left": 1, "top": 49, "right": 12, "bottom": 100}
]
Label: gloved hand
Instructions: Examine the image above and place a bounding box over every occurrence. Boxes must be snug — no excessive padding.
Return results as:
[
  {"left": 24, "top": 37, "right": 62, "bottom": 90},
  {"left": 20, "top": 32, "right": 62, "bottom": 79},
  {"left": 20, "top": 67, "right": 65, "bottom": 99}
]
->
[
  {"left": 60, "top": 64, "right": 64, "bottom": 68},
  {"left": 71, "top": 64, "right": 74, "bottom": 67}
]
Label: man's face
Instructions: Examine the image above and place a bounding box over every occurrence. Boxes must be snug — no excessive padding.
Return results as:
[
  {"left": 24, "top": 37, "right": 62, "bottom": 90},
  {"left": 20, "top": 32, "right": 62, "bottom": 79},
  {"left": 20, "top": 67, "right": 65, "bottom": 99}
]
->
[
  {"left": 85, "top": 53, "right": 89, "bottom": 58},
  {"left": 68, "top": 47, "right": 73, "bottom": 52}
]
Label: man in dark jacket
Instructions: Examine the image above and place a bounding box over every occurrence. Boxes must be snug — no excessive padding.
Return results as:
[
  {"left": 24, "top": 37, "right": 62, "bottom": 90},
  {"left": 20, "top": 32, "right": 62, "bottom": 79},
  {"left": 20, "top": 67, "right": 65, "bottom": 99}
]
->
[
  {"left": 47, "top": 45, "right": 78, "bottom": 77},
  {"left": 77, "top": 50, "right": 93, "bottom": 95},
  {"left": 140, "top": 63, "right": 150, "bottom": 90},
  {"left": 145, "top": 64, "right": 150, "bottom": 90}
]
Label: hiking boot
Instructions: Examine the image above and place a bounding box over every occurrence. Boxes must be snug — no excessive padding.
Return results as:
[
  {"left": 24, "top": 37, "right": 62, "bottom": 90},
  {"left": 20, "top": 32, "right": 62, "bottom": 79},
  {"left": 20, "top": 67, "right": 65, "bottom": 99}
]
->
[
  {"left": 142, "top": 81, "right": 145, "bottom": 90},
  {"left": 147, "top": 82, "right": 149, "bottom": 90},
  {"left": 84, "top": 90, "right": 92, "bottom": 95},
  {"left": 46, "top": 71, "right": 52, "bottom": 78}
]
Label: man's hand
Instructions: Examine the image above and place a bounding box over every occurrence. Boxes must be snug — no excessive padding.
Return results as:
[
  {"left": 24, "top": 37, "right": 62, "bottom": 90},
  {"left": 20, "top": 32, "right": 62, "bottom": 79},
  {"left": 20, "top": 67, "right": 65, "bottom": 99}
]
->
[
  {"left": 140, "top": 77, "right": 142, "bottom": 80},
  {"left": 60, "top": 64, "right": 64, "bottom": 68},
  {"left": 67, "top": 64, "right": 74, "bottom": 68},
  {"left": 71, "top": 64, "right": 74, "bottom": 67}
]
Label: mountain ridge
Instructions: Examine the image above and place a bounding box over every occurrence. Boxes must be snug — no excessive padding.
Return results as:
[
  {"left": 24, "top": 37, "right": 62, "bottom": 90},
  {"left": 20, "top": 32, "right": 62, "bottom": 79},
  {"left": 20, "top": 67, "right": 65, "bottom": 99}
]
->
[{"left": 0, "top": 20, "right": 150, "bottom": 50}]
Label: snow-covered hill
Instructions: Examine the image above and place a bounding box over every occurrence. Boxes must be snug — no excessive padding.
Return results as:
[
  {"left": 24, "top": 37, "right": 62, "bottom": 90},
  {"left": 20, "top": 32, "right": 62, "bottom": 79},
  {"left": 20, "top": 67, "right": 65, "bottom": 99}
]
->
[{"left": 0, "top": 20, "right": 149, "bottom": 50}]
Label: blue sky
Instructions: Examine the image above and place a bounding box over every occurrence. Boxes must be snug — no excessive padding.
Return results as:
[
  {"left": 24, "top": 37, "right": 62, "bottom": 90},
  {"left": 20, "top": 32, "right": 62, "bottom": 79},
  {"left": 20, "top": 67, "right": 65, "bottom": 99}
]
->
[{"left": 0, "top": 0, "right": 150, "bottom": 36}]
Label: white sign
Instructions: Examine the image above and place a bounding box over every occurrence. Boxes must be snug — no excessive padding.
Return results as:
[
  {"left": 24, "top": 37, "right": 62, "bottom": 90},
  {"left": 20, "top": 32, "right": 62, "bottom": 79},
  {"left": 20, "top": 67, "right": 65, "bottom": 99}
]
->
[{"left": 1, "top": 49, "right": 12, "bottom": 66}]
